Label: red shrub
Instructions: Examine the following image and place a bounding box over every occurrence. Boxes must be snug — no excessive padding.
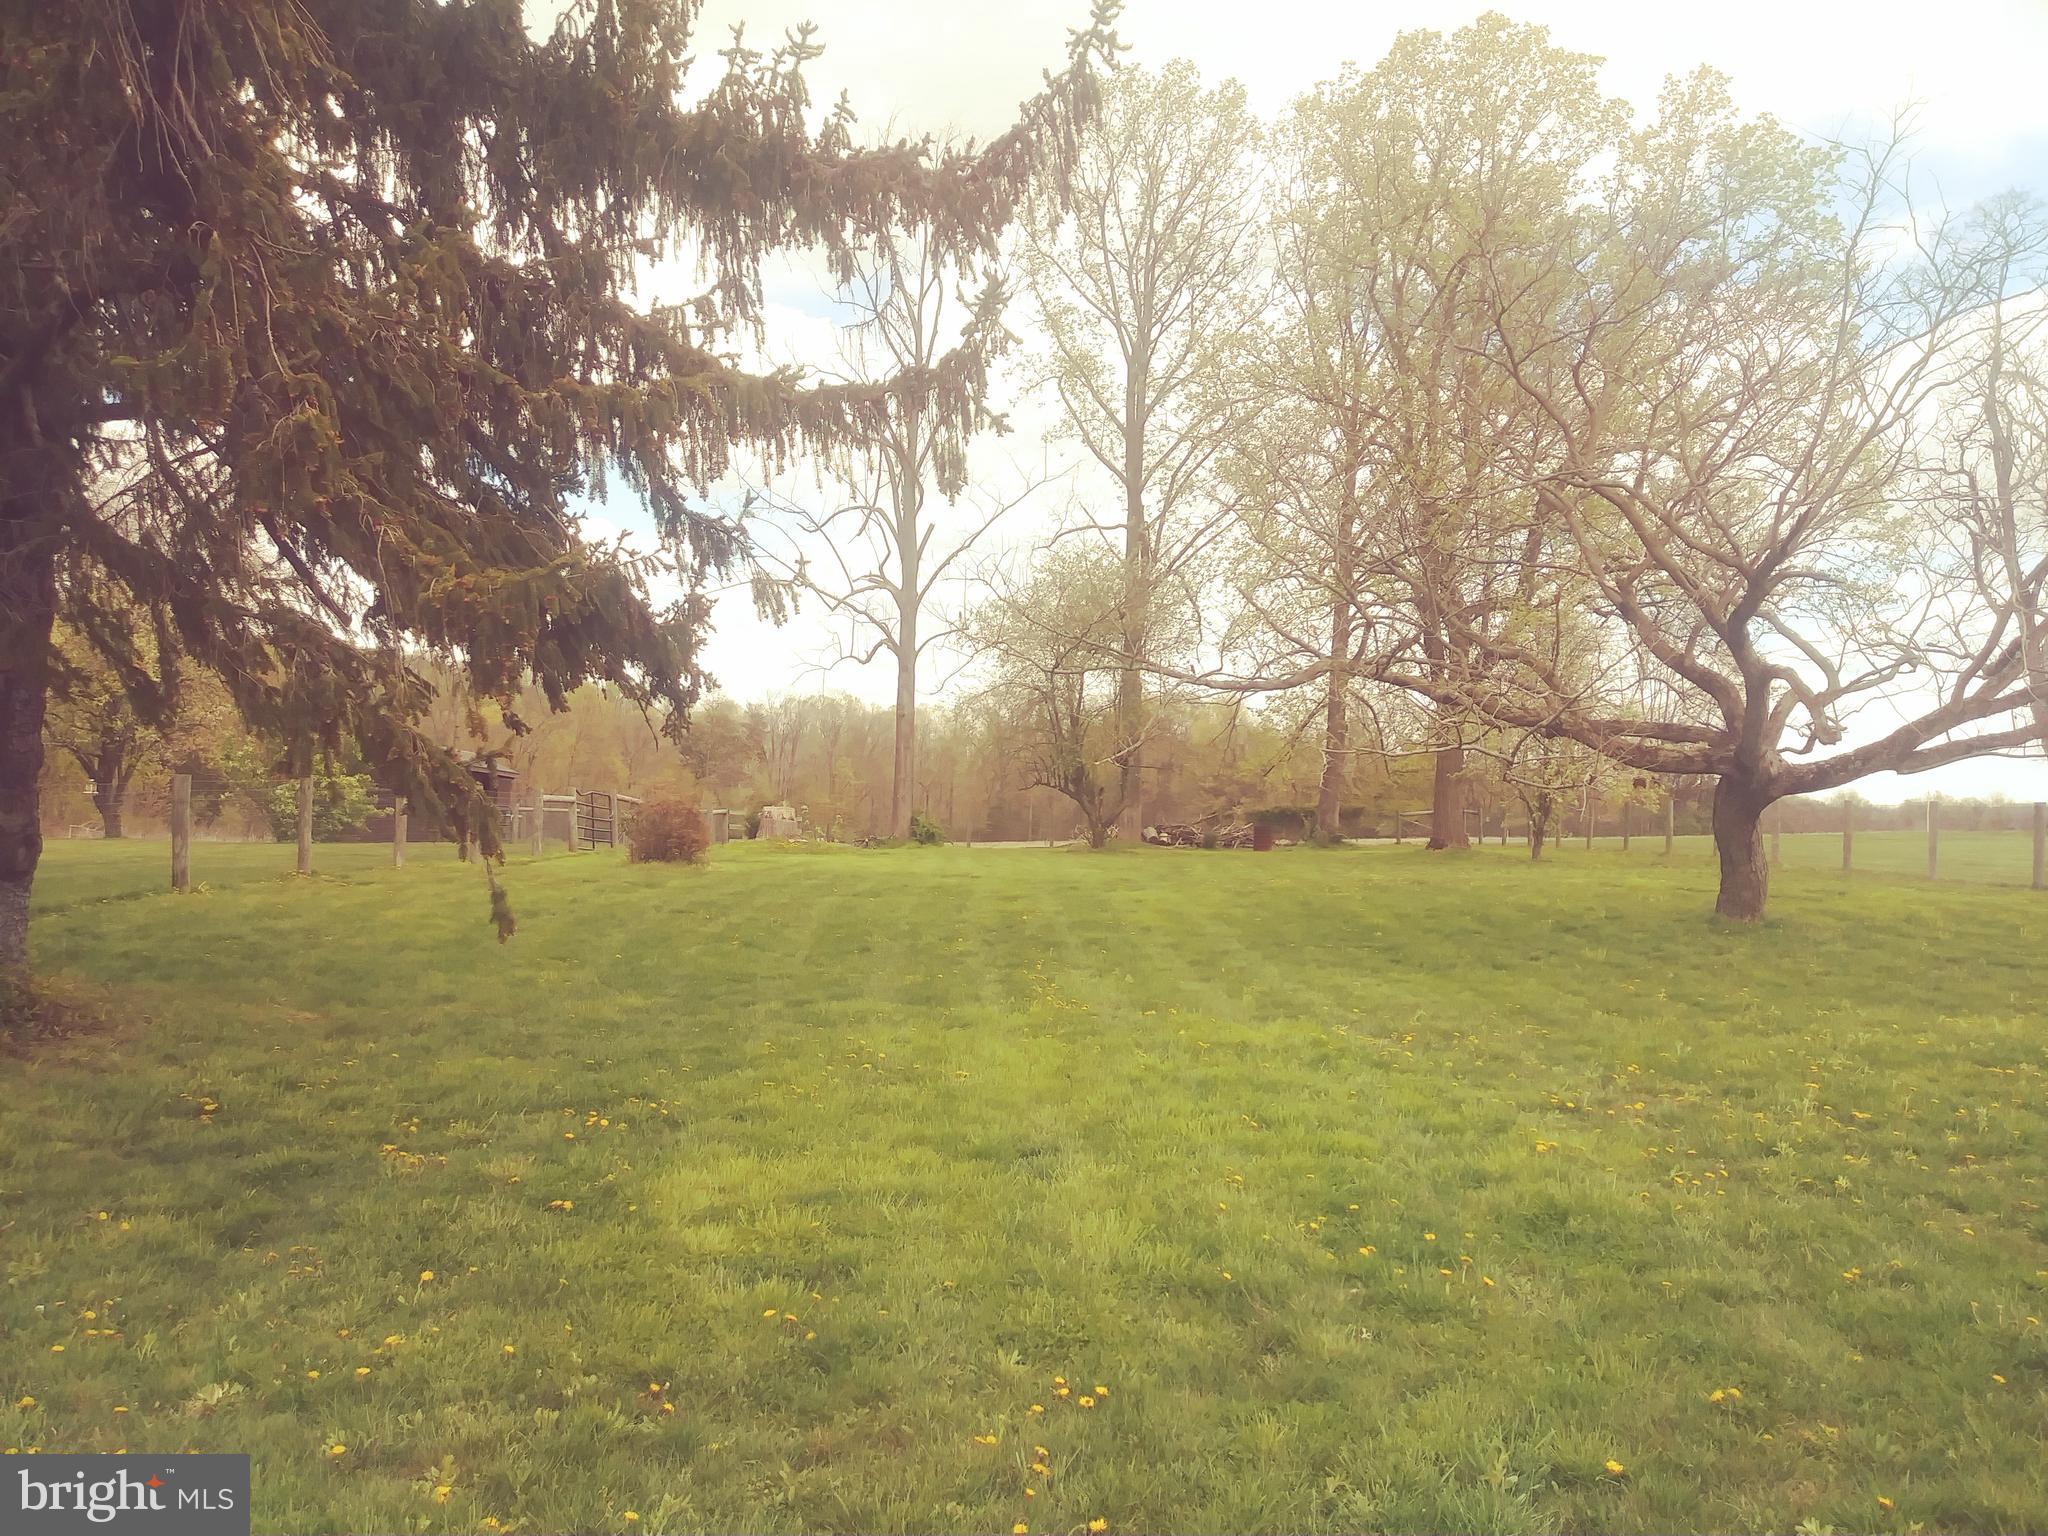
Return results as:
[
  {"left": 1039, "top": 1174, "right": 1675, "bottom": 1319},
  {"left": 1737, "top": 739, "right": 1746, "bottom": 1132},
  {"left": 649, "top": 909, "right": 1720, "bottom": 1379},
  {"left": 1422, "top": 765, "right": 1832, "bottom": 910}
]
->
[{"left": 628, "top": 798, "right": 709, "bottom": 864}]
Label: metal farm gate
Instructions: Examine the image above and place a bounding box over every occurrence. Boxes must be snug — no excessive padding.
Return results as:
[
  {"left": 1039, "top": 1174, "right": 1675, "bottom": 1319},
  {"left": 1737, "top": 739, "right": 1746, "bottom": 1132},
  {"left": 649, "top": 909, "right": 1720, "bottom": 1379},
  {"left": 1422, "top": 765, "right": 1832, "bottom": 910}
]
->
[
  {"left": 571, "top": 789, "right": 641, "bottom": 849},
  {"left": 576, "top": 790, "right": 616, "bottom": 849}
]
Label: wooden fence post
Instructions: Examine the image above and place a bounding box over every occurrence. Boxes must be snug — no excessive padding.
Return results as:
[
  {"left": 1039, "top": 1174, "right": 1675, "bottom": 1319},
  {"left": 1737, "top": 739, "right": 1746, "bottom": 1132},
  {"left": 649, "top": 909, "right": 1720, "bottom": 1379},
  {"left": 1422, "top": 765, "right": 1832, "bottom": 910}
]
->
[
  {"left": 296, "top": 774, "right": 313, "bottom": 875},
  {"left": 1842, "top": 800, "right": 1853, "bottom": 873},
  {"left": 2033, "top": 802, "right": 2044, "bottom": 892},
  {"left": 532, "top": 792, "right": 545, "bottom": 857},
  {"left": 1926, "top": 798, "right": 1939, "bottom": 880},
  {"left": 1664, "top": 796, "right": 1675, "bottom": 856},
  {"left": 1583, "top": 791, "right": 1594, "bottom": 851},
  {"left": 1621, "top": 801, "right": 1631, "bottom": 852},
  {"left": 170, "top": 773, "right": 191, "bottom": 892},
  {"left": 569, "top": 787, "right": 581, "bottom": 851},
  {"left": 392, "top": 795, "right": 407, "bottom": 868}
]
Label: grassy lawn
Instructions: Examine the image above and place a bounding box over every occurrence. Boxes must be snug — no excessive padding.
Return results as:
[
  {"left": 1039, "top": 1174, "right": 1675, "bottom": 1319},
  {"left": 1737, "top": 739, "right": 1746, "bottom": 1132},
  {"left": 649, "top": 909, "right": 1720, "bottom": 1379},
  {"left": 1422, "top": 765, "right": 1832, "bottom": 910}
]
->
[
  {"left": 27, "top": 837, "right": 479, "bottom": 916},
  {"left": 1498, "top": 828, "right": 2045, "bottom": 888},
  {"left": 4, "top": 841, "right": 2047, "bottom": 1534}
]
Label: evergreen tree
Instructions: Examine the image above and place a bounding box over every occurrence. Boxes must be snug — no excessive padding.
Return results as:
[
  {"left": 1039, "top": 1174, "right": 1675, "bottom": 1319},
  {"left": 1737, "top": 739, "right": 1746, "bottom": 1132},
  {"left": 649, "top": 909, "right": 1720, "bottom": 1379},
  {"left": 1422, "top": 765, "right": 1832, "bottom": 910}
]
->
[{"left": 0, "top": 0, "right": 1120, "bottom": 966}]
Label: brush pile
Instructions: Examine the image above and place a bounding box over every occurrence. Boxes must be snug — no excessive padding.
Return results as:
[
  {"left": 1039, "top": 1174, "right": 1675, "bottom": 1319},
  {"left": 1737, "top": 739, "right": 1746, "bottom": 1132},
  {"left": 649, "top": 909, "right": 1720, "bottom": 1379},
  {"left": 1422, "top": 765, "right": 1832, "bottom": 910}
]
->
[{"left": 1143, "top": 821, "right": 1254, "bottom": 849}]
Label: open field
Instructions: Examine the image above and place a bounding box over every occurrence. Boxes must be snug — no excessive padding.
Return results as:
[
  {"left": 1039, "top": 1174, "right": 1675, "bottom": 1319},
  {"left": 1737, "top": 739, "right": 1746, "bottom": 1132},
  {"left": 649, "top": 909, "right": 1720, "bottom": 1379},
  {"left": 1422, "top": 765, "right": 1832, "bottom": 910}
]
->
[
  {"left": 1483, "top": 829, "right": 2046, "bottom": 888},
  {"left": 4, "top": 840, "right": 2047, "bottom": 1533}
]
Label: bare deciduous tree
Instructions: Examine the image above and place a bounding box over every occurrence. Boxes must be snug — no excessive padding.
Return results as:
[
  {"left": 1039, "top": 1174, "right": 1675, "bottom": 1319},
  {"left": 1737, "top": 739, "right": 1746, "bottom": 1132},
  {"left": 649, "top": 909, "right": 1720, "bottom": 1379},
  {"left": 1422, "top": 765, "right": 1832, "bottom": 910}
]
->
[{"left": 750, "top": 234, "right": 1042, "bottom": 838}]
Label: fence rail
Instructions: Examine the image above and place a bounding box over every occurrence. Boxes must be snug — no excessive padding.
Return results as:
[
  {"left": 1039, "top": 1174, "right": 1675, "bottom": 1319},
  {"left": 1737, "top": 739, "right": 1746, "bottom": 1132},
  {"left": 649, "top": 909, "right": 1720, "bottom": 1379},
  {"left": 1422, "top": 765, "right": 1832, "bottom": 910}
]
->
[
  {"left": 1487, "top": 798, "right": 2045, "bottom": 891},
  {"left": 155, "top": 774, "right": 649, "bottom": 890}
]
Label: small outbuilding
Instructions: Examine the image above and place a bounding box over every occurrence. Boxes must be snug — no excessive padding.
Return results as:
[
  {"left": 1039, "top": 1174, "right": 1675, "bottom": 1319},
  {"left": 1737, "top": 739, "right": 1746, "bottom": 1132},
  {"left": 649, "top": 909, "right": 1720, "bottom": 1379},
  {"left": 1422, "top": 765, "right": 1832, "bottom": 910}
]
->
[{"left": 755, "top": 803, "right": 803, "bottom": 839}]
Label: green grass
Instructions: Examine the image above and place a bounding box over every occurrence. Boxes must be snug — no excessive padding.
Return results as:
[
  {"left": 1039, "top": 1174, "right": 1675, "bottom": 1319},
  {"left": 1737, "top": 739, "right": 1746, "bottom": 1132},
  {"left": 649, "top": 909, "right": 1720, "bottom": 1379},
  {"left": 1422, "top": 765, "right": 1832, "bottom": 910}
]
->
[
  {"left": 27, "top": 837, "right": 474, "bottom": 916},
  {"left": 4, "top": 841, "right": 2047, "bottom": 1534},
  {"left": 1493, "top": 828, "right": 2044, "bottom": 887}
]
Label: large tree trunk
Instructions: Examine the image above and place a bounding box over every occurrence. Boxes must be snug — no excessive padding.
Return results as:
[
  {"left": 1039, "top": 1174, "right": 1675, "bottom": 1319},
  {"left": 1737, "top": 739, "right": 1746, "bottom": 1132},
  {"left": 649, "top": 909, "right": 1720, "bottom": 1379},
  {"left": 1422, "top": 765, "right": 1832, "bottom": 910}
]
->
[
  {"left": 890, "top": 621, "right": 917, "bottom": 840},
  {"left": 1427, "top": 743, "right": 1469, "bottom": 849},
  {"left": 1529, "top": 792, "right": 1550, "bottom": 861},
  {"left": 93, "top": 752, "right": 126, "bottom": 839},
  {"left": 1711, "top": 773, "right": 1772, "bottom": 921},
  {"left": 0, "top": 533, "right": 56, "bottom": 971},
  {"left": 1316, "top": 599, "right": 1351, "bottom": 839},
  {"left": 1117, "top": 371, "right": 1147, "bottom": 840}
]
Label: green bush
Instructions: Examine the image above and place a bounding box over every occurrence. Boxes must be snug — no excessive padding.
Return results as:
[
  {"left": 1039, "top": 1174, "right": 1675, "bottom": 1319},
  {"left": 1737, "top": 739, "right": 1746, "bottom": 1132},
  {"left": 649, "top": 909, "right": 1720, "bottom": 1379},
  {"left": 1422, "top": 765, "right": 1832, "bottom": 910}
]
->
[
  {"left": 265, "top": 771, "right": 375, "bottom": 842},
  {"left": 629, "top": 798, "right": 710, "bottom": 863},
  {"left": 909, "top": 810, "right": 946, "bottom": 846}
]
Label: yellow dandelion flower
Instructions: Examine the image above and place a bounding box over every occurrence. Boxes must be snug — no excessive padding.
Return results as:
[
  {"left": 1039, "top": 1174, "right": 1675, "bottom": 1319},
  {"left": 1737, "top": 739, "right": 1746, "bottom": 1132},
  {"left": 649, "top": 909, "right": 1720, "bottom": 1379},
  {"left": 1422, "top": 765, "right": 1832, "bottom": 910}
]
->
[
  {"left": 1604, "top": 1459, "right": 1625, "bottom": 1477},
  {"left": 1992, "top": 1373, "right": 2008, "bottom": 1384},
  {"left": 1877, "top": 1496, "right": 1895, "bottom": 1511},
  {"left": 1028, "top": 1404, "right": 1045, "bottom": 1415},
  {"left": 305, "top": 1370, "right": 320, "bottom": 1380},
  {"left": 763, "top": 1309, "right": 778, "bottom": 1319},
  {"left": 1053, "top": 1377, "right": 1066, "bottom": 1386},
  {"left": 419, "top": 1270, "right": 434, "bottom": 1283},
  {"left": 355, "top": 1368, "right": 371, "bottom": 1379},
  {"left": 659, "top": 1402, "right": 676, "bottom": 1416},
  {"left": 329, "top": 1444, "right": 347, "bottom": 1458},
  {"left": 502, "top": 1345, "right": 516, "bottom": 1356},
  {"left": 1424, "top": 1232, "right": 1436, "bottom": 1242},
  {"left": 1090, "top": 1521, "right": 1108, "bottom": 1533},
  {"left": 1013, "top": 1525, "right": 1029, "bottom": 1534},
  {"left": 1094, "top": 1385, "right": 1108, "bottom": 1397},
  {"left": 48, "top": 1345, "right": 63, "bottom": 1354},
  {"left": 433, "top": 1486, "right": 452, "bottom": 1504},
  {"left": 1358, "top": 1245, "right": 1376, "bottom": 1256},
  {"left": 623, "top": 1514, "right": 638, "bottom": 1524},
  {"left": 1079, "top": 1395, "right": 1096, "bottom": 1409},
  {"left": 15, "top": 1397, "right": 33, "bottom": 1409}
]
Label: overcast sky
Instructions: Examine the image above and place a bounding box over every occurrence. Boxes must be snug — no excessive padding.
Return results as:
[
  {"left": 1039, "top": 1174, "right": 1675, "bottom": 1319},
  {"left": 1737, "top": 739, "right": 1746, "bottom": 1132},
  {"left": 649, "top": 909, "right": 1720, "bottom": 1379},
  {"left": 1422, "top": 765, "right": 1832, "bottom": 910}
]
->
[{"left": 598, "top": 0, "right": 2048, "bottom": 803}]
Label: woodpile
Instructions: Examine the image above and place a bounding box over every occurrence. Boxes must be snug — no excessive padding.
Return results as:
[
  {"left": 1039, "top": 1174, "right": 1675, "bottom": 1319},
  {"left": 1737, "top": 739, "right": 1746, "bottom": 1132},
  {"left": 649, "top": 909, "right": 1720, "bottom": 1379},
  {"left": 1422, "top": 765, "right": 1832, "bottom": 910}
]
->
[{"left": 1143, "top": 821, "right": 1254, "bottom": 848}]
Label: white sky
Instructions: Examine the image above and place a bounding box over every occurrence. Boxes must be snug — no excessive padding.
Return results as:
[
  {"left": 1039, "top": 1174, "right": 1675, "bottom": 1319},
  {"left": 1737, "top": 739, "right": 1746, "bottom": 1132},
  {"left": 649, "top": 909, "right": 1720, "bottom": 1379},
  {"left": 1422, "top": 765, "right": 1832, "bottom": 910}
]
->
[{"left": 590, "top": 0, "right": 2048, "bottom": 804}]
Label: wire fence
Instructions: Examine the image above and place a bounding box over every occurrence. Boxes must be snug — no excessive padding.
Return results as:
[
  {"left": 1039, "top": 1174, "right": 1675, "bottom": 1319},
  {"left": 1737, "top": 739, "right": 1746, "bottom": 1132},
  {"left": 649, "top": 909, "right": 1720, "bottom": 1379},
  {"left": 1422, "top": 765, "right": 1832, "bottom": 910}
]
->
[
  {"left": 41, "top": 772, "right": 652, "bottom": 897},
  {"left": 1476, "top": 798, "right": 2047, "bottom": 891}
]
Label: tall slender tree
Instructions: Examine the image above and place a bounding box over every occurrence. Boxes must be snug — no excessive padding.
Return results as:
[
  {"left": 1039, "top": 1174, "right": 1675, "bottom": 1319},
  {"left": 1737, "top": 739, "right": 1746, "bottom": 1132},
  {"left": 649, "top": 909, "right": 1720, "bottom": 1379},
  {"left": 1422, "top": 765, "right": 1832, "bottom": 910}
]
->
[
  {"left": 0, "top": 0, "right": 1118, "bottom": 967},
  {"left": 1022, "top": 60, "right": 1261, "bottom": 837},
  {"left": 750, "top": 233, "right": 1038, "bottom": 839}
]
